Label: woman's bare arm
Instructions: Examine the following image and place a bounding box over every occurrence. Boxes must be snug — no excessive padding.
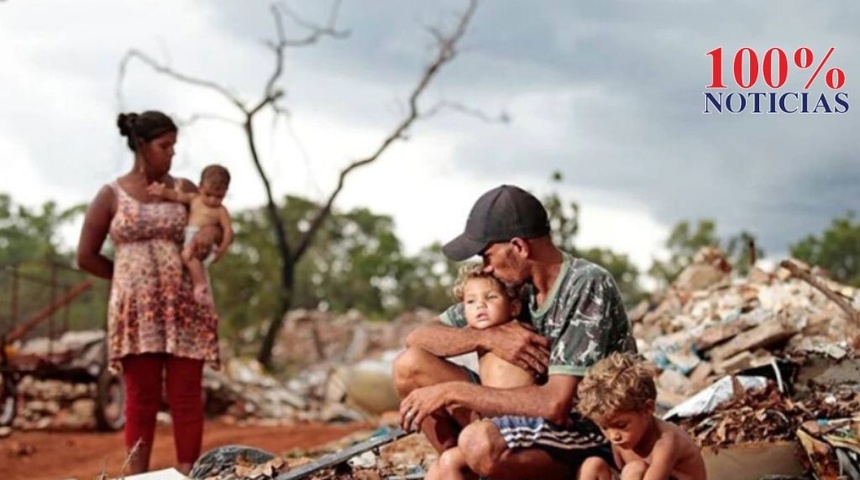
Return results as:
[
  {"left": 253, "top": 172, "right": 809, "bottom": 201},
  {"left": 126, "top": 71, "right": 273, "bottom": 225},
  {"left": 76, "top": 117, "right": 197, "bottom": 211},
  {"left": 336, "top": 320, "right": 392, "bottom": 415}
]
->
[{"left": 76, "top": 186, "right": 115, "bottom": 280}]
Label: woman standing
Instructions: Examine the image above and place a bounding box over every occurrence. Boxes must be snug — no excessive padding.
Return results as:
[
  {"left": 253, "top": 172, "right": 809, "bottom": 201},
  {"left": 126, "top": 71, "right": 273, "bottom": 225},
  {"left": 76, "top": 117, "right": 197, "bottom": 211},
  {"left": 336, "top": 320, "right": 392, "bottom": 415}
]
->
[{"left": 76, "top": 111, "right": 220, "bottom": 474}]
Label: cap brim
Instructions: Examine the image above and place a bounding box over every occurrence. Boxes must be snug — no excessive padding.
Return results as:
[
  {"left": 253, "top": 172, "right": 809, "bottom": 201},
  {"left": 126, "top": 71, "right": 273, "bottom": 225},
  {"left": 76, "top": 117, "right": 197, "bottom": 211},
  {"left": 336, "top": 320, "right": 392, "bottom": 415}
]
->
[{"left": 441, "top": 234, "right": 487, "bottom": 261}]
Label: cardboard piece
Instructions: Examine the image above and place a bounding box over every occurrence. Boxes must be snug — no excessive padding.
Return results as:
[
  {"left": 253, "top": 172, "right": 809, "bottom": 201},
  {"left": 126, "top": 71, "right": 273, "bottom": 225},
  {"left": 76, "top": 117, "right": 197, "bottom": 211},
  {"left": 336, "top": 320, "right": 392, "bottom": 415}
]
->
[{"left": 703, "top": 441, "right": 805, "bottom": 480}]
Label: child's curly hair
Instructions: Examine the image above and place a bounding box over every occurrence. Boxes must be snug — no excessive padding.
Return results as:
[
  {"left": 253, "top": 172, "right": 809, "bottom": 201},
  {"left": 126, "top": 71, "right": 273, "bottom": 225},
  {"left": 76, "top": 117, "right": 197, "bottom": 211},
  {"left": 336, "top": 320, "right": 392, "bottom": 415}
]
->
[
  {"left": 577, "top": 352, "right": 657, "bottom": 421},
  {"left": 451, "top": 262, "right": 520, "bottom": 301}
]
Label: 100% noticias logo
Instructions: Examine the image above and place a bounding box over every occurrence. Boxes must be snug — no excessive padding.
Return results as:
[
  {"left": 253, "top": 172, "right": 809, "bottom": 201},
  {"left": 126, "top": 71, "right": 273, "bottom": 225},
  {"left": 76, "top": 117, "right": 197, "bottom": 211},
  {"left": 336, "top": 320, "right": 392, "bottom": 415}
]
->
[{"left": 703, "top": 47, "right": 848, "bottom": 114}]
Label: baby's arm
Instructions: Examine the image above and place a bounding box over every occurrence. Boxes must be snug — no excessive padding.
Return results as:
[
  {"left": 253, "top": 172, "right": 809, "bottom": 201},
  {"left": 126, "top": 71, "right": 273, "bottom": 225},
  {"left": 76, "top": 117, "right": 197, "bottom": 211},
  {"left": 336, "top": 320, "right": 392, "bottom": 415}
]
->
[
  {"left": 148, "top": 182, "right": 196, "bottom": 204},
  {"left": 210, "top": 207, "right": 234, "bottom": 263}
]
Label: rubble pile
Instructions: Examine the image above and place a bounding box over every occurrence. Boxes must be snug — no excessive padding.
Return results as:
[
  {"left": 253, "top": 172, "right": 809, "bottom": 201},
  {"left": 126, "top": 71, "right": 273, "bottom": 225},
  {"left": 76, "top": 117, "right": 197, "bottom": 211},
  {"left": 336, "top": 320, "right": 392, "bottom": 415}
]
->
[
  {"left": 195, "top": 307, "right": 432, "bottom": 425},
  {"left": 296, "top": 433, "right": 435, "bottom": 480},
  {"left": 633, "top": 248, "right": 860, "bottom": 405},
  {"left": 202, "top": 359, "right": 311, "bottom": 425},
  {"left": 271, "top": 308, "right": 432, "bottom": 370},
  {"left": 11, "top": 377, "right": 97, "bottom": 431},
  {"left": 677, "top": 378, "right": 860, "bottom": 447}
]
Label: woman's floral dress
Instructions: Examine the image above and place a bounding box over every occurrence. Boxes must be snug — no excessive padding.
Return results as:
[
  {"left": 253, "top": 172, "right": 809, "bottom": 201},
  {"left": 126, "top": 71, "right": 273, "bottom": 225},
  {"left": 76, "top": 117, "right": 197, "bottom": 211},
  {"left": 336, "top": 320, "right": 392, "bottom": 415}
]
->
[{"left": 106, "top": 181, "right": 220, "bottom": 371}]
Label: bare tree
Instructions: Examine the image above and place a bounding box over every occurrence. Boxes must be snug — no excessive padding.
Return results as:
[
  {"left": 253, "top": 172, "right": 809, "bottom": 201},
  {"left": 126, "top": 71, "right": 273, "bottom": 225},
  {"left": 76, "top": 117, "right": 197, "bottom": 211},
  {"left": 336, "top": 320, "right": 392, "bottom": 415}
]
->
[{"left": 118, "top": 0, "right": 480, "bottom": 368}]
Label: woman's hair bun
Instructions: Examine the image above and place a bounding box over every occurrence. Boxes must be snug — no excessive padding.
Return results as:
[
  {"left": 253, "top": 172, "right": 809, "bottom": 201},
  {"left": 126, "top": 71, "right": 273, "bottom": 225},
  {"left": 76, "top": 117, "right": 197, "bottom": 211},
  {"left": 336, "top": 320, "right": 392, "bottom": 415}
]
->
[{"left": 116, "top": 112, "right": 139, "bottom": 137}]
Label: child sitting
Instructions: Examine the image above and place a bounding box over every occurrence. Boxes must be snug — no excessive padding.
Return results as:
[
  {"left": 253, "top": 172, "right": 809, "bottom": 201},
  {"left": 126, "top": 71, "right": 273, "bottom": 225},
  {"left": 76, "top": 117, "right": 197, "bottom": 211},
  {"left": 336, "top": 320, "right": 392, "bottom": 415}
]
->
[
  {"left": 576, "top": 352, "right": 707, "bottom": 480},
  {"left": 147, "top": 164, "right": 234, "bottom": 305},
  {"left": 425, "top": 263, "right": 534, "bottom": 480}
]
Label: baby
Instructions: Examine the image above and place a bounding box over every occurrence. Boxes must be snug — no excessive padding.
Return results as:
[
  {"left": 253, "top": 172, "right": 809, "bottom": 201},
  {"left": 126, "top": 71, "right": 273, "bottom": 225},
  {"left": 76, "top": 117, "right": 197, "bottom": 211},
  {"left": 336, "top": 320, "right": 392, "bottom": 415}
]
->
[
  {"left": 425, "top": 262, "right": 534, "bottom": 480},
  {"left": 577, "top": 352, "right": 707, "bottom": 480},
  {"left": 148, "top": 164, "right": 234, "bottom": 305}
]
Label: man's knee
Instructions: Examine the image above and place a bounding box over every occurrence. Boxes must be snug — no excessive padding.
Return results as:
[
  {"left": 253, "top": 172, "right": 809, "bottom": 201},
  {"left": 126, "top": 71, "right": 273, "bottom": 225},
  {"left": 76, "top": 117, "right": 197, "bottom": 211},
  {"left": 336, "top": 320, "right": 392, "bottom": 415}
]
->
[
  {"left": 437, "top": 447, "right": 465, "bottom": 471},
  {"left": 392, "top": 346, "right": 437, "bottom": 396},
  {"left": 458, "top": 420, "right": 507, "bottom": 477}
]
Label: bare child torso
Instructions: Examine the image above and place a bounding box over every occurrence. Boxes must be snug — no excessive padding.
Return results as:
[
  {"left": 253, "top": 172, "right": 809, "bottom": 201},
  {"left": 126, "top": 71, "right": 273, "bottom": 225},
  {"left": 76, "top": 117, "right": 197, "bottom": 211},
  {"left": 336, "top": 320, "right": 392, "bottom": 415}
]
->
[
  {"left": 188, "top": 196, "right": 225, "bottom": 229},
  {"left": 614, "top": 418, "right": 707, "bottom": 480},
  {"left": 478, "top": 351, "right": 535, "bottom": 390}
]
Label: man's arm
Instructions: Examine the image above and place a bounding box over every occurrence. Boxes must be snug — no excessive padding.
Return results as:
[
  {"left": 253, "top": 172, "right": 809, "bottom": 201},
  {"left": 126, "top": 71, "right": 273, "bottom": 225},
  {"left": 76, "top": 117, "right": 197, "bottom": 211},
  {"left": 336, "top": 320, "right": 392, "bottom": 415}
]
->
[
  {"left": 406, "top": 319, "right": 550, "bottom": 375},
  {"left": 210, "top": 207, "right": 234, "bottom": 263},
  {"left": 402, "top": 374, "right": 578, "bottom": 430},
  {"left": 147, "top": 181, "right": 195, "bottom": 204},
  {"left": 405, "top": 319, "right": 488, "bottom": 357}
]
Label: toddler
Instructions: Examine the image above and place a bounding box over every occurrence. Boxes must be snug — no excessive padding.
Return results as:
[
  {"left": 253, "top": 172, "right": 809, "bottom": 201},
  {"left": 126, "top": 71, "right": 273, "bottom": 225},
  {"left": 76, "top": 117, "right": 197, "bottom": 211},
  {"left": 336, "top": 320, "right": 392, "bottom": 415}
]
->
[{"left": 148, "top": 164, "right": 234, "bottom": 305}]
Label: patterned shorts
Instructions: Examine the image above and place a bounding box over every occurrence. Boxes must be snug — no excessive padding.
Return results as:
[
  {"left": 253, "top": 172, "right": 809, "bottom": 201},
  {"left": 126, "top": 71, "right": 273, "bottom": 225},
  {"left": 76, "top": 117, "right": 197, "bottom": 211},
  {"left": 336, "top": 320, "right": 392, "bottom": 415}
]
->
[
  {"left": 461, "top": 366, "right": 612, "bottom": 463},
  {"left": 490, "top": 413, "right": 608, "bottom": 452}
]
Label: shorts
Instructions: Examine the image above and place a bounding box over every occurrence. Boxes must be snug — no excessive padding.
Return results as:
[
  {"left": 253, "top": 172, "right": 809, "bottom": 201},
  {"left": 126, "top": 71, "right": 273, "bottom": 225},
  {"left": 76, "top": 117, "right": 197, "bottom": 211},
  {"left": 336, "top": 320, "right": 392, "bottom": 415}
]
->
[
  {"left": 490, "top": 413, "right": 609, "bottom": 454},
  {"left": 462, "top": 366, "right": 612, "bottom": 466}
]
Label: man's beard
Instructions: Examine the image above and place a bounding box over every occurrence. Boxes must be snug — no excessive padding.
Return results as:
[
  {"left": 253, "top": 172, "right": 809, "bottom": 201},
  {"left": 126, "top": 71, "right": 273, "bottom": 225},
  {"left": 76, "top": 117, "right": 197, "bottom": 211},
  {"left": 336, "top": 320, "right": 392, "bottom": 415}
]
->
[{"left": 499, "top": 277, "right": 524, "bottom": 290}]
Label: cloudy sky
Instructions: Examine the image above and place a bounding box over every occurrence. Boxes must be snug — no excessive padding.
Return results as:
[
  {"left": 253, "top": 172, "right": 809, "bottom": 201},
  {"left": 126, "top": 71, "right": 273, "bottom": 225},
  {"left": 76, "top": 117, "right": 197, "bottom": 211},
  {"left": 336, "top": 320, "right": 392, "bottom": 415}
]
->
[{"left": 1, "top": 0, "right": 858, "bottom": 271}]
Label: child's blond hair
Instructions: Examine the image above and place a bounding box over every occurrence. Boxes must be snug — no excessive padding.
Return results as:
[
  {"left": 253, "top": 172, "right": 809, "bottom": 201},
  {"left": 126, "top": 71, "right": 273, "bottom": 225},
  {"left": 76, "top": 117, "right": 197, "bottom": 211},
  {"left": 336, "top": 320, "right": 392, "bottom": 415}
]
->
[
  {"left": 451, "top": 262, "right": 519, "bottom": 302},
  {"left": 577, "top": 352, "right": 657, "bottom": 421}
]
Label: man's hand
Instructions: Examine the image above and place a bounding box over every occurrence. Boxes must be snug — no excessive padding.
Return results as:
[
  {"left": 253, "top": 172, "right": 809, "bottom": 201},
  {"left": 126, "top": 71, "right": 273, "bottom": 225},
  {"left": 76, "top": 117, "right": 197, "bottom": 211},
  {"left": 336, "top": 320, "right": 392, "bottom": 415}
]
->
[
  {"left": 483, "top": 322, "right": 551, "bottom": 377},
  {"left": 399, "top": 383, "right": 462, "bottom": 433}
]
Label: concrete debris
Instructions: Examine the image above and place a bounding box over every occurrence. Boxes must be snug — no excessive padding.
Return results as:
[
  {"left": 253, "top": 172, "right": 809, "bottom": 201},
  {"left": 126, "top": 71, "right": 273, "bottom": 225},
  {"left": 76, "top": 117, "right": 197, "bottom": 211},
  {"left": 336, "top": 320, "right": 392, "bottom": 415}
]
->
[
  {"left": 11, "top": 377, "right": 98, "bottom": 430},
  {"left": 638, "top": 249, "right": 860, "bottom": 403},
  {"left": 634, "top": 249, "right": 860, "bottom": 478}
]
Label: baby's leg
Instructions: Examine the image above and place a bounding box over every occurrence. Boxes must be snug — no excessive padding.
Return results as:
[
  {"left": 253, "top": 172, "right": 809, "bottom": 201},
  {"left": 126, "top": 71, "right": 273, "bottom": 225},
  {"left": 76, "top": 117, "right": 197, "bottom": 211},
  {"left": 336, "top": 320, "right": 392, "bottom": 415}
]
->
[
  {"left": 182, "top": 227, "right": 214, "bottom": 263},
  {"left": 426, "top": 447, "right": 474, "bottom": 480},
  {"left": 183, "top": 255, "right": 212, "bottom": 306},
  {"left": 478, "top": 352, "right": 535, "bottom": 389}
]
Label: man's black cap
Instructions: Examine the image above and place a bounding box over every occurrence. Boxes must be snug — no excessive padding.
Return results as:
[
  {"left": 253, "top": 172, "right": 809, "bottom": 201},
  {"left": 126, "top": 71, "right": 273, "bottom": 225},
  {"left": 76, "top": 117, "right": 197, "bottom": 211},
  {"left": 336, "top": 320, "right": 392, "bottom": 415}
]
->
[{"left": 442, "top": 185, "right": 550, "bottom": 261}]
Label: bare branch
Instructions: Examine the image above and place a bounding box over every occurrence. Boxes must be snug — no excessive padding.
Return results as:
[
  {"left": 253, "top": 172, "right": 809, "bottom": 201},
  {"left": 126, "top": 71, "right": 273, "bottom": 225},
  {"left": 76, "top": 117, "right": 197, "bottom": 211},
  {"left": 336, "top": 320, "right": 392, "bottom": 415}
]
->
[
  {"left": 426, "top": 101, "right": 511, "bottom": 124},
  {"left": 780, "top": 259, "right": 859, "bottom": 325},
  {"left": 293, "top": 0, "right": 479, "bottom": 260},
  {"left": 261, "top": 4, "right": 288, "bottom": 102},
  {"left": 274, "top": 0, "right": 350, "bottom": 47},
  {"left": 119, "top": 49, "right": 247, "bottom": 112},
  {"left": 254, "top": 2, "right": 347, "bottom": 115},
  {"left": 176, "top": 113, "right": 244, "bottom": 128}
]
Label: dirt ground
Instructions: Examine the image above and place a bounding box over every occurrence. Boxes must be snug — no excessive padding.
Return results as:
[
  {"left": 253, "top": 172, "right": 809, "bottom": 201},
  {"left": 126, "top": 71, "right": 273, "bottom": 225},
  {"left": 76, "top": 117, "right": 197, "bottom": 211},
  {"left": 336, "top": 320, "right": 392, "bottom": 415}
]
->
[{"left": 0, "top": 420, "right": 370, "bottom": 480}]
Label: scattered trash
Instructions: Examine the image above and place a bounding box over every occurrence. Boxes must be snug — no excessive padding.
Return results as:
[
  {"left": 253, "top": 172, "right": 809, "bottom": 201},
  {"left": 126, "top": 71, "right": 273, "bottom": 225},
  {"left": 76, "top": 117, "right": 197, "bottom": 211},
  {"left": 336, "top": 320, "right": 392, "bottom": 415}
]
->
[{"left": 797, "top": 418, "right": 860, "bottom": 480}]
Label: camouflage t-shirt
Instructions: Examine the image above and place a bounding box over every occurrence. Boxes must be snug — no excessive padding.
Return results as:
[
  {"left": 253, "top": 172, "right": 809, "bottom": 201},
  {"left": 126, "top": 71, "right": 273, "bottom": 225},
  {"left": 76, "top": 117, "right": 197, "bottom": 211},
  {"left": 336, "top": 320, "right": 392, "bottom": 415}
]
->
[{"left": 439, "top": 253, "right": 637, "bottom": 376}]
